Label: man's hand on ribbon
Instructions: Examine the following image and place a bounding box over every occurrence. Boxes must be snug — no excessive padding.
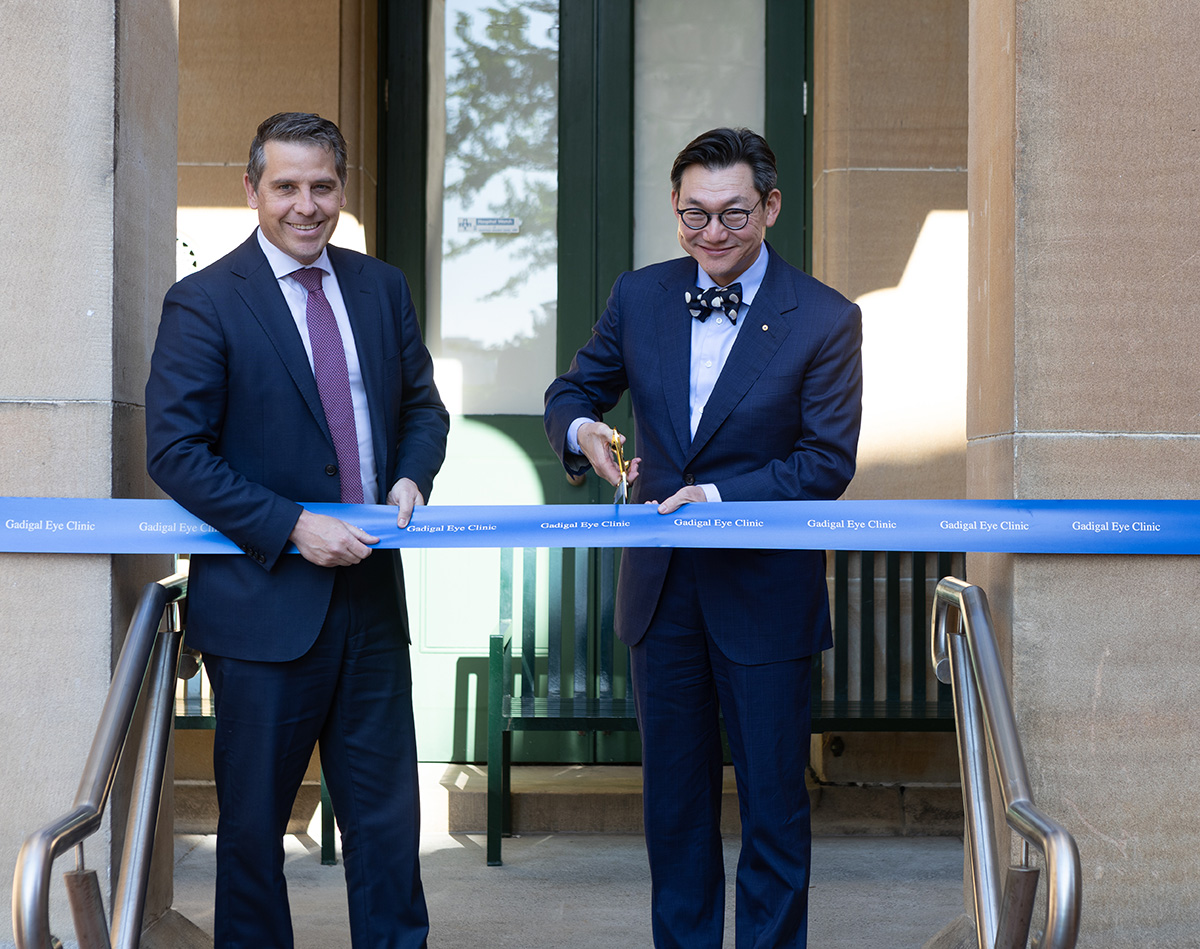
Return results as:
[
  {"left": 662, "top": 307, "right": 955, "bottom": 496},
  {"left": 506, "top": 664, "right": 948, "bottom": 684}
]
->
[
  {"left": 289, "top": 509, "right": 379, "bottom": 567},
  {"left": 654, "top": 485, "right": 707, "bottom": 515},
  {"left": 387, "top": 477, "right": 426, "bottom": 528}
]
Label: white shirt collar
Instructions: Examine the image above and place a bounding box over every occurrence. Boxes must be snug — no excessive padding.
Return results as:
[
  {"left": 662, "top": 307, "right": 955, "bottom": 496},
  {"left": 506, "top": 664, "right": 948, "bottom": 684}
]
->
[
  {"left": 695, "top": 242, "right": 769, "bottom": 308},
  {"left": 255, "top": 227, "right": 334, "bottom": 280}
]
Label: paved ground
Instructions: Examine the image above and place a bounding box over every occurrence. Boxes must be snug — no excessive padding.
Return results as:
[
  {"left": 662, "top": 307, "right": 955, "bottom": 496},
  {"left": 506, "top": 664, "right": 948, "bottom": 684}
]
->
[
  {"left": 174, "top": 832, "right": 966, "bottom": 948},
  {"left": 172, "top": 766, "right": 966, "bottom": 948}
]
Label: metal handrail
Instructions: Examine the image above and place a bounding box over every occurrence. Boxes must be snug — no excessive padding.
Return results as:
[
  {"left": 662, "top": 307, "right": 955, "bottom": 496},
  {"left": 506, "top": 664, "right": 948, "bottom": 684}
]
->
[
  {"left": 12, "top": 569, "right": 189, "bottom": 949},
  {"left": 932, "top": 577, "right": 1081, "bottom": 949}
]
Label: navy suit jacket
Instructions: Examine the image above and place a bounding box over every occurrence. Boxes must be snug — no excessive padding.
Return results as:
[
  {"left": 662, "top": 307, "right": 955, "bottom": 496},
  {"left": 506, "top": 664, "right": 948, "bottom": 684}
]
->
[
  {"left": 146, "top": 233, "right": 449, "bottom": 662},
  {"left": 545, "top": 245, "right": 862, "bottom": 665}
]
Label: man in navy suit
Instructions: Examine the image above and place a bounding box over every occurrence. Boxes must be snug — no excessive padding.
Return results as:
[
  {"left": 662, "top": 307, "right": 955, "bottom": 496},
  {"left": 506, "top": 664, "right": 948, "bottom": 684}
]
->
[
  {"left": 146, "top": 113, "right": 448, "bottom": 948},
  {"left": 545, "top": 128, "right": 862, "bottom": 947}
]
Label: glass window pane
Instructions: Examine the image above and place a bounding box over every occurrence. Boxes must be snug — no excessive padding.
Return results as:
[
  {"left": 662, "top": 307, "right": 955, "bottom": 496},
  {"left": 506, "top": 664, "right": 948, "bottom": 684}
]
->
[{"left": 428, "top": 0, "right": 558, "bottom": 415}]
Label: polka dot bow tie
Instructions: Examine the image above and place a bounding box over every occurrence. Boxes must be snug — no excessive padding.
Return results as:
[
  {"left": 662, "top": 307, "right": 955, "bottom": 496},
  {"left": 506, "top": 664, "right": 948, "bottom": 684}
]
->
[{"left": 685, "top": 283, "right": 743, "bottom": 323}]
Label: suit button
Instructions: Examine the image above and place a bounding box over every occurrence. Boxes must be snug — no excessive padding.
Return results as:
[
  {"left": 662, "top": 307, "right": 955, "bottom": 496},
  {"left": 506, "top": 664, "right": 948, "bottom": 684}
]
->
[
  {"left": 325, "top": 464, "right": 338, "bottom": 476},
  {"left": 683, "top": 473, "right": 695, "bottom": 486}
]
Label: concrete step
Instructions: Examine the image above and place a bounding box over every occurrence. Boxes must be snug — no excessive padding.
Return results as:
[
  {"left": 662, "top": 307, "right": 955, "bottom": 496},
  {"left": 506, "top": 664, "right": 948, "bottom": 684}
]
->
[
  {"left": 174, "top": 779, "right": 320, "bottom": 835},
  {"left": 173, "top": 764, "right": 963, "bottom": 837},
  {"left": 439, "top": 764, "right": 963, "bottom": 837}
]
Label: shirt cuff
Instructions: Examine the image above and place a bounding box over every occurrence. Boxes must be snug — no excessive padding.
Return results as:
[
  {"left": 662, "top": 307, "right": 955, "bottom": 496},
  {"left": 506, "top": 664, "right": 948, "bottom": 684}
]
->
[
  {"left": 566, "top": 417, "right": 593, "bottom": 456},
  {"left": 700, "top": 483, "right": 722, "bottom": 503}
]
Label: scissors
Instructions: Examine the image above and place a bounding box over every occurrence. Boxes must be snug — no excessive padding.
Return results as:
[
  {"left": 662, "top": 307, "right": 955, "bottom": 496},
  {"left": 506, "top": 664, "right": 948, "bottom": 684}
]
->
[{"left": 611, "top": 428, "right": 630, "bottom": 504}]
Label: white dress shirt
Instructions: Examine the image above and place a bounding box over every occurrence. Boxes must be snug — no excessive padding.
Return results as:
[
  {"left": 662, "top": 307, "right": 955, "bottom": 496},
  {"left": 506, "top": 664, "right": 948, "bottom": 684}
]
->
[
  {"left": 256, "top": 229, "right": 380, "bottom": 503},
  {"left": 568, "top": 243, "right": 771, "bottom": 502}
]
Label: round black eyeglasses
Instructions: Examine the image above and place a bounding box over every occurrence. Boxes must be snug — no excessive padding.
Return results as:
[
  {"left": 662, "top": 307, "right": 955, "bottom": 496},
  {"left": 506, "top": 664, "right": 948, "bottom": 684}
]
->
[{"left": 675, "top": 196, "right": 764, "bottom": 231}]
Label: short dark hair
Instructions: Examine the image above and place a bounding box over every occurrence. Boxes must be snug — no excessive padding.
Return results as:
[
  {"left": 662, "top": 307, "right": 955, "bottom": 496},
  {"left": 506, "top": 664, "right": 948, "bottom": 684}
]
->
[
  {"left": 246, "top": 112, "right": 348, "bottom": 190},
  {"left": 670, "top": 127, "right": 778, "bottom": 201}
]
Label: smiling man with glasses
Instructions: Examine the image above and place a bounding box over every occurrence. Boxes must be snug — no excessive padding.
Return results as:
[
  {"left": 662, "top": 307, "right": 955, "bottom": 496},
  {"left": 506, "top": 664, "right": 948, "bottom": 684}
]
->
[{"left": 545, "top": 127, "right": 864, "bottom": 948}]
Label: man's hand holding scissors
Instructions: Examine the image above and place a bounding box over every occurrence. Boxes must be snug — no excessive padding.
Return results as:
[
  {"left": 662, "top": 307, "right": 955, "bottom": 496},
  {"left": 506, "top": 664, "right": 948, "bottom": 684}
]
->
[
  {"left": 573, "top": 421, "right": 704, "bottom": 513},
  {"left": 575, "top": 421, "right": 640, "bottom": 495}
]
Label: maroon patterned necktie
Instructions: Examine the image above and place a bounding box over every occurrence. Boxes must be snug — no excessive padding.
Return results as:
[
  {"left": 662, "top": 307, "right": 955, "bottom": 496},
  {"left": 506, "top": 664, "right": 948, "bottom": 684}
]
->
[{"left": 290, "top": 267, "right": 364, "bottom": 503}]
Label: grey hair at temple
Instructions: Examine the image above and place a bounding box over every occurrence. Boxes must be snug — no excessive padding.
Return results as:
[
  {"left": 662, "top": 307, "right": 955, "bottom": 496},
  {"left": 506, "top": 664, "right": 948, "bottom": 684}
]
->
[{"left": 246, "top": 112, "right": 348, "bottom": 190}]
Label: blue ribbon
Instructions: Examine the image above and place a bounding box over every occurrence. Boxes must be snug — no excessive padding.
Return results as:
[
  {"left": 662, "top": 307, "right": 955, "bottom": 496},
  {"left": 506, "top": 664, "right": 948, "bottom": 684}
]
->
[{"left": 1, "top": 497, "right": 1197, "bottom": 554}]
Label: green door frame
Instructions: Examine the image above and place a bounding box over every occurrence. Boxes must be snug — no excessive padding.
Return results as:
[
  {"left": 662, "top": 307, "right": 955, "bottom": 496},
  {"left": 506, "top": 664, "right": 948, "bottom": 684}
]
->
[
  {"left": 556, "top": 1, "right": 634, "bottom": 375},
  {"left": 557, "top": 0, "right": 635, "bottom": 504},
  {"left": 378, "top": 1, "right": 430, "bottom": 316},
  {"left": 765, "top": 0, "right": 815, "bottom": 274}
]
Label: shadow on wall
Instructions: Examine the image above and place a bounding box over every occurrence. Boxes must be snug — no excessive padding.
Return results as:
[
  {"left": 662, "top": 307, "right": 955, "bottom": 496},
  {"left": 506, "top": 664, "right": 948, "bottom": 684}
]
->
[{"left": 452, "top": 656, "right": 489, "bottom": 762}]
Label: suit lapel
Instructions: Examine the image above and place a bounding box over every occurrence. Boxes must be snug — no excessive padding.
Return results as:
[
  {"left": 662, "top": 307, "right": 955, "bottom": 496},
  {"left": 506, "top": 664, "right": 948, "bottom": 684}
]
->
[
  {"left": 654, "top": 261, "right": 697, "bottom": 456},
  {"left": 685, "top": 253, "right": 795, "bottom": 462},
  {"left": 231, "top": 237, "right": 331, "bottom": 443}
]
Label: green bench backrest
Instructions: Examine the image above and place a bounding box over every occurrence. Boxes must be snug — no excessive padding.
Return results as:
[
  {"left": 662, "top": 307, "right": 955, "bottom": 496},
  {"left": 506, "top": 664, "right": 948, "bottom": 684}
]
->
[
  {"left": 500, "top": 547, "right": 622, "bottom": 701},
  {"left": 501, "top": 547, "right": 961, "bottom": 718},
  {"left": 821, "top": 550, "right": 961, "bottom": 714}
]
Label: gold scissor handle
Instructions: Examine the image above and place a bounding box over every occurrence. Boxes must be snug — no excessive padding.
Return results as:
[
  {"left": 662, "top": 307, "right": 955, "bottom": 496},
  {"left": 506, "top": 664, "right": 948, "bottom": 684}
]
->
[{"left": 611, "top": 428, "right": 629, "bottom": 503}]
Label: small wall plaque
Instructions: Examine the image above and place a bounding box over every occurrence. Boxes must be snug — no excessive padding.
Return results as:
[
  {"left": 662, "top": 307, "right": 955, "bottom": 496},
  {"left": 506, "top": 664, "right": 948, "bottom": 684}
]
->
[{"left": 457, "top": 217, "right": 521, "bottom": 234}]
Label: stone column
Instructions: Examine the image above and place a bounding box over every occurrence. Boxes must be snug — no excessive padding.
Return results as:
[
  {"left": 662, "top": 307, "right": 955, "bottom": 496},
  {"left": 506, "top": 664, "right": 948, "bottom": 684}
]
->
[
  {"left": 968, "top": 0, "right": 1200, "bottom": 943},
  {"left": 810, "top": 0, "right": 969, "bottom": 808},
  {"left": 0, "top": 0, "right": 178, "bottom": 945}
]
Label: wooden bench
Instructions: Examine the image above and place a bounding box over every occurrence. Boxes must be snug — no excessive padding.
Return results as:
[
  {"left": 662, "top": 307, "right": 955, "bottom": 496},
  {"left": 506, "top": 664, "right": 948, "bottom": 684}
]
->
[{"left": 486, "top": 546, "right": 961, "bottom": 865}]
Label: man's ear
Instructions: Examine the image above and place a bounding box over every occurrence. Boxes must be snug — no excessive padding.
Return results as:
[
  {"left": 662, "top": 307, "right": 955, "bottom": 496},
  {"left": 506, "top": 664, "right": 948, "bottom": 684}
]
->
[
  {"left": 764, "top": 188, "right": 782, "bottom": 227},
  {"left": 243, "top": 174, "right": 259, "bottom": 210}
]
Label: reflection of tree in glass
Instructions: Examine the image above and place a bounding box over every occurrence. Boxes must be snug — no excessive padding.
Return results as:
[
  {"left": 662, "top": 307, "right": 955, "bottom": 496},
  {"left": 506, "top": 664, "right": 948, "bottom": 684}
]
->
[
  {"left": 445, "top": 0, "right": 557, "bottom": 300},
  {"left": 442, "top": 302, "right": 556, "bottom": 411}
]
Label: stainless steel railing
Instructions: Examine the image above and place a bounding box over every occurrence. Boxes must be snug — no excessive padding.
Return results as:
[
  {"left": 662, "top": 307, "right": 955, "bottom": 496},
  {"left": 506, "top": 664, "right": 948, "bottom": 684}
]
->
[
  {"left": 932, "top": 577, "right": 1082, "bottom": 949},
  {"left": 12, "top": 569, "right": 188, "bottom": 949}
]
